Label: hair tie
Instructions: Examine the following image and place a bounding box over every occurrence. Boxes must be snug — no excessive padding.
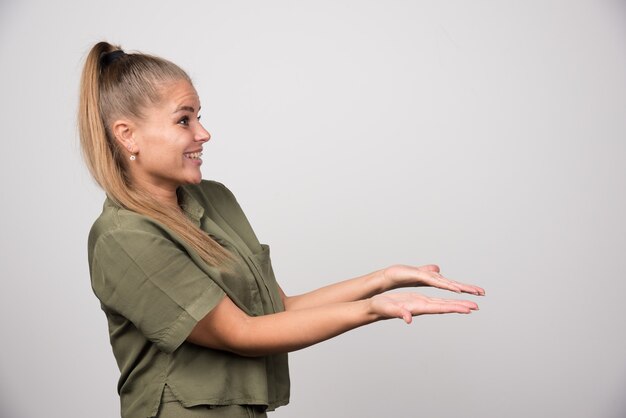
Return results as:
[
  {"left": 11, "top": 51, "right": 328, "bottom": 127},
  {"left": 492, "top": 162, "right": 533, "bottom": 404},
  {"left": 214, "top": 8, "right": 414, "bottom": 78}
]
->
[{"left": 101, "top": 50, "right": 126, "bottom": 67}]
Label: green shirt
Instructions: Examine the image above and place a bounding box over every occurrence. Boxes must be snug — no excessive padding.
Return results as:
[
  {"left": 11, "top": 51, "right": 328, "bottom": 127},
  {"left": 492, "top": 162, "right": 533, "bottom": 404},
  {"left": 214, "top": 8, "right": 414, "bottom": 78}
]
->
[{"left": 87, "top": 180, "right": 290, "bottom": 418}]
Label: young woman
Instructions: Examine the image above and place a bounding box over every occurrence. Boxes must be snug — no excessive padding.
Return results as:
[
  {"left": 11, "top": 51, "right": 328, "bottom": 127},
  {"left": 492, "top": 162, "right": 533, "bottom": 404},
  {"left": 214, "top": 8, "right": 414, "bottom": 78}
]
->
[{"left": 79, "top": 41, "right": 485, "bottom": 418}]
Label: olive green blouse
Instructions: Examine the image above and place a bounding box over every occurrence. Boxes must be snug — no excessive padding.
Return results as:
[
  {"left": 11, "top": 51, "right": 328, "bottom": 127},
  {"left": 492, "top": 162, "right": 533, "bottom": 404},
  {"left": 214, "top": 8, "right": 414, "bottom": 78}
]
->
[{"left": 87, "top": 180, "right": 290, "bottom": 418}]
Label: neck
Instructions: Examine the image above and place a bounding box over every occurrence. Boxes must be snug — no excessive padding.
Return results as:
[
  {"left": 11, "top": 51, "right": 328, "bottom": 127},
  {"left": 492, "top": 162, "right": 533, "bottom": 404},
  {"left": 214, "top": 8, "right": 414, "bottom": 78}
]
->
[{"left": 131, "top": 177, "right": 181, "bottom": 210}]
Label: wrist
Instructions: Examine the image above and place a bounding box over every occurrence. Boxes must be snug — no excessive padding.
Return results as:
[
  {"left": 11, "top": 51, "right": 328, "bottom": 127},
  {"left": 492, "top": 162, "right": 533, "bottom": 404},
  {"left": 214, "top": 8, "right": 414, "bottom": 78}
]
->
[
  {"left": 362, "top": 297, "right": 382, "bottom": 323},
  {"left": 369, "top": 268, "right": 389, "bottom": 294}
]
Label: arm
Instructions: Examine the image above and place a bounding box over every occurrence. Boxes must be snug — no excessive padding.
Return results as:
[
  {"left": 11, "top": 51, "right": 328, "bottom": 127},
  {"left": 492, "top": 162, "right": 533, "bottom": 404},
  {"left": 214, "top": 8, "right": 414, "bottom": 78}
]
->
[
  {"left": 279, "top": 264, "right": 485, "bottom": 311},
  {"left": 187, "top": 291, "right": 479, "bottom": 357},
  {"left": 278, "top": 268, "right": 386, "bottom": 311}
]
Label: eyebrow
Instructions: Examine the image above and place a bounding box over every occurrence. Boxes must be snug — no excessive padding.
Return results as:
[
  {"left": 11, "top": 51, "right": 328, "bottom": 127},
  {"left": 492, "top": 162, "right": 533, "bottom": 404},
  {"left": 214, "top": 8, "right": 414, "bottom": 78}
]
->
[{"left": 173, "top": 105, "right": 201, "bottom": 114}]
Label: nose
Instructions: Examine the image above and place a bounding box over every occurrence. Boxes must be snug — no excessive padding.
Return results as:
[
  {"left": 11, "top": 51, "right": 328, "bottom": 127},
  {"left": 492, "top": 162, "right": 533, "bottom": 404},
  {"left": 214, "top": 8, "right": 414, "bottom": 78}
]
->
[{"left": 195, "top": 122, "right": 211, "bottom": 143}]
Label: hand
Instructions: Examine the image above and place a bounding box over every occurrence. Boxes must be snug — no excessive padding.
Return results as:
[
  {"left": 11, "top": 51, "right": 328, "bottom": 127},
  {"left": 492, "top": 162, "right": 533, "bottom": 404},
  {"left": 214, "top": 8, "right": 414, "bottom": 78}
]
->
[
  {"left": 382, "top": 264, "right": 486, "bottom": 296},
  {"left": 369, "top": 292, "right": 479, "bottom": 324}
]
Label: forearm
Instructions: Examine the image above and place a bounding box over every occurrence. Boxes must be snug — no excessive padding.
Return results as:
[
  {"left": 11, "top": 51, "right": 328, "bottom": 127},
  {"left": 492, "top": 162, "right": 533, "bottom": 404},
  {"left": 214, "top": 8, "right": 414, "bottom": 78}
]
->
[
  {"left": 188, "top": 290, "right": 479, "bottom": 356},
  {"left": 189, "top": 297, "right": 378, "bottom": 357},
  {"left": 283, "top": 269, "right": 388, "bottom": 310}
]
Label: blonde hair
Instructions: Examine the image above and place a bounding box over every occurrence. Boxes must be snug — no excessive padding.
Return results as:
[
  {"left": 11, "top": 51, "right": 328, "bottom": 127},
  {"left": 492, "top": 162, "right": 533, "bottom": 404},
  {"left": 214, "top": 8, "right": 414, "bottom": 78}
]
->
[{"left": 78, "top": 41, "right": 232, "bottom": 266}]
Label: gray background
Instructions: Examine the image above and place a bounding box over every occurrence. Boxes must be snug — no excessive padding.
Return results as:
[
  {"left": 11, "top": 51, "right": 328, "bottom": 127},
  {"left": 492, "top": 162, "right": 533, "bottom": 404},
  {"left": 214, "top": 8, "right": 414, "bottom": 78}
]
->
[{"left": 1, "top": 0, "right": 625, "bottom": 417}]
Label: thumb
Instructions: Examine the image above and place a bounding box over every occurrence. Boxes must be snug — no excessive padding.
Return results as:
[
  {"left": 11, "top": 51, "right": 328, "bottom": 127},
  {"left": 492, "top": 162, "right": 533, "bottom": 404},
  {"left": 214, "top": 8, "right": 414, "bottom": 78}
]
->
[
  {"left": 384, "top": 303, "right": 412, "bottom": 324},
  {"left": 389, "top": 305, "right": 413, "bottom": 324},
  {"left": 401, "top": 309, "right": 412, "bottom": 324}
]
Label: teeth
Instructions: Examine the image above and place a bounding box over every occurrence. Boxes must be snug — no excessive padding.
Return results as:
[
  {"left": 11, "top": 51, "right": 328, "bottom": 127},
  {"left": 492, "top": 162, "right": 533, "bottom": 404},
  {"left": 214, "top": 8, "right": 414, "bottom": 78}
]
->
[{"left": 184, "top": 152, "right": 202, "bottom": 159}]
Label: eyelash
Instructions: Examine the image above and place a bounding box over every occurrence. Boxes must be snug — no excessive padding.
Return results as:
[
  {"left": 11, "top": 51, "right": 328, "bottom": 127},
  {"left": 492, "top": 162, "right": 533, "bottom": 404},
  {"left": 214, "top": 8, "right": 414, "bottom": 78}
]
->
[{"left": 178, "top": 115, "right": 202, "bottom": 126}]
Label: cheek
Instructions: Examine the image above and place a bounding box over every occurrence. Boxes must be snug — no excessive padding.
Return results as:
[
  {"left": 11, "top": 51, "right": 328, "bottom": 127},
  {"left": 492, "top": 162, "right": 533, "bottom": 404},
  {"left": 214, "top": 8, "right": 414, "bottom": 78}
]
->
[{"left": 141, "top": 136, "right": 180, "bottom": 160}]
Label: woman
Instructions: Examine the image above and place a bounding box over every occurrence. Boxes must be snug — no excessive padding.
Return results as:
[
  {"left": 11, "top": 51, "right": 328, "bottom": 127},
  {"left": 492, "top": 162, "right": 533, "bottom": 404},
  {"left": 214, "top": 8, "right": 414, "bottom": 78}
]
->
[{"left": 79, "top": 41, "right": 485, "bottom": 418}]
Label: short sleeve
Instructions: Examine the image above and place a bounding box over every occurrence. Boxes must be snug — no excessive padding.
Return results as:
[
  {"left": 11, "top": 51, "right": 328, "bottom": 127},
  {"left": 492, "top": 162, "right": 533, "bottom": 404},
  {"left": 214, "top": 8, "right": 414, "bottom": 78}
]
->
[{"left": 90, "top": 228, "right": 226, "bottom": 354}]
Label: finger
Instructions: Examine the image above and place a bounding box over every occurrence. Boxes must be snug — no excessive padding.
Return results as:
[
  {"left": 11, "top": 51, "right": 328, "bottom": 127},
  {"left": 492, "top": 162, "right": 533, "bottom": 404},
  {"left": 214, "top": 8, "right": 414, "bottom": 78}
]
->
[
  {"left": 403, "top": 309, "right": 412, "bottom": 324},
  {"left": 451, "top": 300, "right": 479, "bottom": 310},
  {"left": 441, "top": 281, "right": 464, "bottom": 294},
  {"left": 426, "top": 302, "right": 473, "bottom": 314},
  {"left": 473, "top": 286, "right": 486, "bottom": 296},
  {"left": 435, "top": 277, "right": 485, "bottom": 296},
  {"left": 418, "top": 264, "right": 440, "bottom": 273},
  {"left": 456, "top": 283, "right": 486, "bottom": 296},
  {"left": 395, "top": 307, "right": 413, "bottom": 324},
  {"left": 385, "top": 302, "right": 413, "bottom": 323},
  {"left": 426, "top": 297, "right": 479, "bottom": 310},
  {"left": 426, "top": 273, "right": 464, "bottom": 293}
]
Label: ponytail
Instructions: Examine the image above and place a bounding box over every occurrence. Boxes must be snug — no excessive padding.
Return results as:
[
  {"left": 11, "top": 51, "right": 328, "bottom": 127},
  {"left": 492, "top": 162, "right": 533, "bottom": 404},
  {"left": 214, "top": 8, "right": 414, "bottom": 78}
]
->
[{"left": 78, "top": 41, "right": 233, "bottom": 267}]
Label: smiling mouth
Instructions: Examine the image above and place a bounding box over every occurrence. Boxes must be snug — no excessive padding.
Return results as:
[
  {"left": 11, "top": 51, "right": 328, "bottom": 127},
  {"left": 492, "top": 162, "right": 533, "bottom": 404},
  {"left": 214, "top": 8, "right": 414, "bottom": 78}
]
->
[{"left": 184, "top": 152, "right": 203, "bottom": 159}]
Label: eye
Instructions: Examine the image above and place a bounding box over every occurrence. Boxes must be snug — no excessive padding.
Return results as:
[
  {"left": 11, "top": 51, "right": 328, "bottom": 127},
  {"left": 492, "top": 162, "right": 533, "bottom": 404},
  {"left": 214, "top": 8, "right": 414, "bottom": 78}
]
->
[
  {"left": 197, "top": 114, "right": 202, "bottom": 121},
  {"left": 178, "top": 116, "right": 190, "bottom": 126}
]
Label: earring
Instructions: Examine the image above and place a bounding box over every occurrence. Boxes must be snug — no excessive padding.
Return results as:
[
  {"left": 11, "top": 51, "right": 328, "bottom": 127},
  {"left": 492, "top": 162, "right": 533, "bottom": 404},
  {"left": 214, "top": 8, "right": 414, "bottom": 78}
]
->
[{"left": 130, "top": 154, "right": 136, "bottom": 161}]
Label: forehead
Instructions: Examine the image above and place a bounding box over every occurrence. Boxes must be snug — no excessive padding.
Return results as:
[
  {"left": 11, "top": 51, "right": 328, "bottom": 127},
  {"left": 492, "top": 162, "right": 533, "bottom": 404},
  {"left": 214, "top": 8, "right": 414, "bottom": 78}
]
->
[{"left": 159, "top": 80, "right": 200, "bottom": 108}]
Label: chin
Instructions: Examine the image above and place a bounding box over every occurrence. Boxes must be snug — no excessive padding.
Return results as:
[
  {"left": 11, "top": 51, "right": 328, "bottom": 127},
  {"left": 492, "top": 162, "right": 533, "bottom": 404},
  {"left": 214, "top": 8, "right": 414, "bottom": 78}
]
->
[{"left": 186, "top": 176, "right": 203, "bottom": 185}]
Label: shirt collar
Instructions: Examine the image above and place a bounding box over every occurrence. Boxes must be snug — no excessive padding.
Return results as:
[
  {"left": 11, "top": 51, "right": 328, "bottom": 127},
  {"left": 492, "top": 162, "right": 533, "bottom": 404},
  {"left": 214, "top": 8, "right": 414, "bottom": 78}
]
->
[{"left": 177, "top": 186, "right": 205, "bottom": 225}]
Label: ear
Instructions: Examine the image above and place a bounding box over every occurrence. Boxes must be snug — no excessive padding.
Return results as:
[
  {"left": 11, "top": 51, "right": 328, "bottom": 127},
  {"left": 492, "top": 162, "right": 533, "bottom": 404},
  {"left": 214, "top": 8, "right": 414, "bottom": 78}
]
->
[{"left": 111, "top": 119, "right": 137, "bottom": 154}]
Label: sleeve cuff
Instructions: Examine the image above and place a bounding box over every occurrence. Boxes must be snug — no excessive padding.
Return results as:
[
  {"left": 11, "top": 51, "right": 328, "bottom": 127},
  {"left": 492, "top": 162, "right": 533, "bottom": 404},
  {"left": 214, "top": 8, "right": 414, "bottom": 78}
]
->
[{"left": 156, "top": 283, "right": 227, "bottom": 354}]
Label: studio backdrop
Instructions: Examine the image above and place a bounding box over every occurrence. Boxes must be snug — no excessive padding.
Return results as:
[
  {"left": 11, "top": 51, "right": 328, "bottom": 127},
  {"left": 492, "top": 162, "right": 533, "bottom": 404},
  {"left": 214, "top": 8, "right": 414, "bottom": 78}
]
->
[{"left": 0, "top": 1, "right": 625, "bottom": 417}]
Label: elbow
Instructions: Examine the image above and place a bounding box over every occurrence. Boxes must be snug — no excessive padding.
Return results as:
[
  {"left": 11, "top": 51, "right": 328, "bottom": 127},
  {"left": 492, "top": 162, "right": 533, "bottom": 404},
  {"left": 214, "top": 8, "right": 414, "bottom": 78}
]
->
[
  {"left": 280, "top": 293, "right": 292, "bottom": 311},
  {"left": 282, "top": 294, "right": 303, "bottom": 311},
  {"left": 187, "top": 299, "right": 278, "bottom": 357},
  {"left": 228, "top": 346, "right": 267, "bottom": 358},
  {"left": 220, "top": 318, "right": 271, "bottom": 358},
  {"left": 282, "top": 298, "right": 294, "bottom": 311}
]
